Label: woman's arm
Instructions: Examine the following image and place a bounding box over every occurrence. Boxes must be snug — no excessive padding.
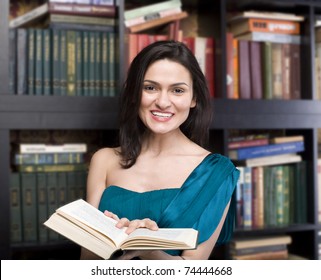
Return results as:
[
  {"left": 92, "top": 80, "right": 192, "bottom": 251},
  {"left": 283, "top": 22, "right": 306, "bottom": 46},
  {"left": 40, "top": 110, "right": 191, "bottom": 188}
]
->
[{"left": 80, "top": 148, "right": 114, "bottom": 260}]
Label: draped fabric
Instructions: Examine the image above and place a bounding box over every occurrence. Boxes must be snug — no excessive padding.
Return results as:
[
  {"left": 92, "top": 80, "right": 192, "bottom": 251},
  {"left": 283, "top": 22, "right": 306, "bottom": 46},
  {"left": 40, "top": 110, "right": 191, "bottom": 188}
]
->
[{"left": 98, "top": 153, "right": 240, "bottom": 256}]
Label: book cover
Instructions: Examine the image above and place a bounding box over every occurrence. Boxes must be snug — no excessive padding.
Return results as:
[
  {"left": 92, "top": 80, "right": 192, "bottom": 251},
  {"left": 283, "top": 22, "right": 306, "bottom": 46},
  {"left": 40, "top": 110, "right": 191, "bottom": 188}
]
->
[
  {"left": 108, "top": 32, "right": 117, "bottom": 97},
  {"left": 66, "top": 30, "right": 76, "bottom": 96},
  {"left": 251, "top": 166, "right": 264, "bottom": 228},
  {"left": 282, "top": 43, "right": 291, "bottom": 100},
  {"left": 229, "top": 141, "right": 305, "bottom": 160},
  {"left": 226, "top": 32, "right": 234, "bottom": 99},
  {"left": 230, "top": 235, "right": 292, "bottom": 249},
  {"left": 232, "top": 38, "right": 239, "bottom": 99},
  {"left": 242, "top": 166, "right": 252, "bottom": 228},
  {"left": 43, "top": 29, "right": 52, "bottom": 95},
  {"left": 17, "top": 28, "right": 28, "bottom": 95},
  {"left": 75, "top": 31, "right": 83, "bottom": 96},
  {"left": 82, "top": 31, "right": 90, "bottom": 96},
  {"left": 27, "top": 28, "right": 35, "bottom": 96},
  {"left": 46, "top": 172, "right": 59, "bottom": 241},
  {"left": 19, "top": 143, "right": 87, "bottom": 154},
  {"left": 227, "top": 11, "right": 304, "bottom": 23},
  {"left": 59, "top": 29, "right": 68, "bottom": 95},
  {"left": 262, "top": 41, "right": 273, "bottom": 99},
  {"left": 52, "top": 29, "right": 61, "bottom": 95},
  {"left": 17, "top": 163, "right": 88, "bottom": 173},
  {"left": 35, "top": 28, "right": 43, "bottom": 95},
  {"left": 289, "top": 43, "right": 301, "bottom": 99},
  {"left": 271, "top": 43, "right": 283, "bottom": 99},
  {"left": 50, "top": 13, "right": 116, "bottom": 26},
  {"left": 44, "top": 199, "right": 198, "bottom": 260}
]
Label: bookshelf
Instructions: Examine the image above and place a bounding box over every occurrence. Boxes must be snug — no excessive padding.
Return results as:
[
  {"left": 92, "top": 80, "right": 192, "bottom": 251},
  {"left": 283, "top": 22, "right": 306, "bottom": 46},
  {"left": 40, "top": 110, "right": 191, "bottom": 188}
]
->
[{"left": 0, "top": 0, "right": 321, "bottom": 260}]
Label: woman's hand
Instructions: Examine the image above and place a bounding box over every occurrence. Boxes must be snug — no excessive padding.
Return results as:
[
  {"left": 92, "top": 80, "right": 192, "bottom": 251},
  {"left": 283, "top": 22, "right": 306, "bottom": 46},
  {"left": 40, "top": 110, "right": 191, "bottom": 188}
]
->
[
  {"left": 104, "top": 210, "right": 159, "bottom": 259},
  {"left": 104, "top": 210, "right": 159, "bottom": 234}
]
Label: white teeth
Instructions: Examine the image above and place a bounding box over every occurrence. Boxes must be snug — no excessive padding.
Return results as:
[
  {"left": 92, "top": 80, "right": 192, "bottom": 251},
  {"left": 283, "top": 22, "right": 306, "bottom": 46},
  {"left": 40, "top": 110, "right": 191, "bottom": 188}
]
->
[{"left": 151, "top": 111, "right": 173, "bottom": 118}]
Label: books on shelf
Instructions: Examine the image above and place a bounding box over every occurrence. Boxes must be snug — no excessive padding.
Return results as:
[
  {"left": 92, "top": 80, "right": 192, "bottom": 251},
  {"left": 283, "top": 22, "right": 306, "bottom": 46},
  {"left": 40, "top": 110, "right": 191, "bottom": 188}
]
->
[
  {"left": 44, "top": 199, "right": 198, "bottom": 259},
  {"left": 229, "top": 141, "right": 304, "bottom": 160},
  {"left": 270, "top": 135, "right": 304, "bottom": 144},
  {"left": 229, "top": 235, "right": 292, "bottom": 260},
  {"left": 236, "top": 32, "right": 301, "bottom": 44}
]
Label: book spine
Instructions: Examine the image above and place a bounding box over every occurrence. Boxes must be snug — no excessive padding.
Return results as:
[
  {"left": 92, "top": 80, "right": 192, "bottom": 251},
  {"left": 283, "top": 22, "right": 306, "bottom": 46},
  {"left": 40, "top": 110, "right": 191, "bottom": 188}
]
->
[
  {"left": 89, "top": 31, "right": 96, "bottom": 96},
  {"left": 235, "top": 166, "right": 244, "bottom": 227},
  {"left": 9, "top": 29, "right": 17, "bottom": 95},
  {"left": 82, "top": 31, "right": 90, "bottom": 96},
  {"left": 250, "top": 41, "right": 263, "bottom": 99},
  {"left": 21, "top": 173, "right": 38, "bottom": 242},
  {"left": 19, "top": 143, "right": 87, "bottom": 154},
  {"left": 282, "top": 43, "right": 291, "bottom": 100},
  {"left": 126, "top": 7, "right": 182, "bottom": 27},
  {"left": 247, "top": 18, "right": 300, "bottom": 35},
  {"left": 14, "top": 152, "right": 85, "bottom": 165},
  {"left": 95, "top": 31, "right": 102, "bottom": 97},
  {"left": 228, "top": 138, "right": 269, "bottom": 149},
  {"left": 226, "top": 32, "right": 234, "bottom": 99},
  {"left": 243, "top": 167, "right": 252, "bottom": 228},
  {"left": 76, "top": 31, "right": 83, "bottom": 96},
  {"left": 50, "top": 14, "right": 116, "bottom": 25},
  {"left": 67, "top": 30, "right": 76, "bottom": 96},
  {"left": 35, "top": 29, "right": 43, "bottom": 96},
  {"left": 10, "top": 173, "right": 23, "bottom": 243},
  {"left": 271, "top": 43, "right": 283, "bottom": 99},
  {"left": 46, "top": 172, "right": 59, "bottom": 241},
  {"left": 238, "top": 40, "right": 251, "bottom": 99},
  {"left": 232, "top": 38, "right": 239, "bottom": 99},
  {"left": 124, "top": 0, "right": 181, "bottom": 20},
  {"left": 49, "top": 2, "right": 116, "bottom": 17},
  {"left": 108, "top": 32, "right": 116, "bottom": 97},
  {"left": 17, "top": 163, "right": 88, "bottom": 173},
  {"left": 27, "top": 28, "right": 35, "bottom": 95},
  {"left": 59, "top": 30, "right": 68, "bottom": 96},
  {"left": 230, "top": 141, "right": 305, "bottom": 160},
  {"left": 290, "top": 44, "right": 301, "bottom": 99},
  {"left": 17, "top": 28, "right": 28, "bottom": 95},
  {"left": 274, "top": 166, "right": 285, "bottom": 225},
  {"left": 43, "top": 29, "right": 52, "bottom": 96},
  {"left": 36, "top": 172, "right": 48, "bottom": 243},
  {"left": 52, "top": 29, "right": 61, "bottom": 96},
  {"left": 262, "top": 41, "right": 273, "bottom": 99},
  {"left": 101, "top": 32, "right": 108, "bottom": 97}
]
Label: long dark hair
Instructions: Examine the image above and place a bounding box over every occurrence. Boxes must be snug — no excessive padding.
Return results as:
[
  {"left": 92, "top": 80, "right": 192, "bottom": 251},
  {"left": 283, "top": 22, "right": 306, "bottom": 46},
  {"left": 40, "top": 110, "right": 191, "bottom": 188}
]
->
[{"left": 118, "top": 40, "right": 212, "bottom": 168}]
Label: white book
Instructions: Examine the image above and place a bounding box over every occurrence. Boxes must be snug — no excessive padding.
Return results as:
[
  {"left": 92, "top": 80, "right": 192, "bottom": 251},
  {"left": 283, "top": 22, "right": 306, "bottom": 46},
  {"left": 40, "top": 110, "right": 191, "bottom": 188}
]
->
[
  {"left": 234, "top": 153, "right": 302, "bottom": 168},
  {"left": 236, "top": 32, "right": 301, "bottom": 44},
  {"left": 44, "top": 199, "right": 198, "bottom": 259},
  {"left": 19, "top": 143, "right": 87, "bottom": 154}
]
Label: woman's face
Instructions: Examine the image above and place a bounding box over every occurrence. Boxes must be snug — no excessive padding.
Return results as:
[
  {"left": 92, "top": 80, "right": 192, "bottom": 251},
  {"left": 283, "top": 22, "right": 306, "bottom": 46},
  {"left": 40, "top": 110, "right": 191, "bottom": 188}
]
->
[{"left": 138, "top": 59, "right": 196, "bottom": 135}]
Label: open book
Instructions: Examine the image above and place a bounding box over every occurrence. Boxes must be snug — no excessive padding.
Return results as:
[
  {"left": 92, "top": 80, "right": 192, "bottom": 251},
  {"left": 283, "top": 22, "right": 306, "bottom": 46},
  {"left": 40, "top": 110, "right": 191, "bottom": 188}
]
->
[{"left": 44, "top": 199, "right": 198, "bottom": 259}]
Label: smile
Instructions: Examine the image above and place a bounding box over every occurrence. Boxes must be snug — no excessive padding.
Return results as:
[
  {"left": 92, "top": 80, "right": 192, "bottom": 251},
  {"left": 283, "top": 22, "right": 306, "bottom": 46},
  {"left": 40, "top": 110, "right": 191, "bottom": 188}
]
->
[{"left": 151, "top": 111, "right": 174, "bottom": 118}]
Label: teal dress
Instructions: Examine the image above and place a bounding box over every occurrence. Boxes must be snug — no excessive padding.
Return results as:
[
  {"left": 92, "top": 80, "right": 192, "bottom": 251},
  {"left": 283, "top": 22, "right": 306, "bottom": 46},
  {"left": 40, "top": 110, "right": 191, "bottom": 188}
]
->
[{"left": 98, "top": 153, "right": 240, "bottom": 256}]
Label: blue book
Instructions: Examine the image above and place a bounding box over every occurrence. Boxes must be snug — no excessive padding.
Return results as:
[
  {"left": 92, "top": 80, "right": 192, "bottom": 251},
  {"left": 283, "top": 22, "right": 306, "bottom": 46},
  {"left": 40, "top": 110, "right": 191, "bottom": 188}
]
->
[{"left": 229, "top": 141, "right": 304, "bottom": 160}]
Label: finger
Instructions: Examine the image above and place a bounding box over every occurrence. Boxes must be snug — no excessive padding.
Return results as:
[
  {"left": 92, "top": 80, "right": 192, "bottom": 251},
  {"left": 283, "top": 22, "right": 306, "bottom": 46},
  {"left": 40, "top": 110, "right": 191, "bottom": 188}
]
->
[
  {"left": 143, "top": 218, "right": 159, "bottom": 231},
  {"left": 104, "top": 210, "right": 119, "bottom": 221},
  {"left": 116, "top": 217, "right": 130, "bottom": 229},
  {"left": 125, "top": 220, "right": 141, "bottom": 234}
]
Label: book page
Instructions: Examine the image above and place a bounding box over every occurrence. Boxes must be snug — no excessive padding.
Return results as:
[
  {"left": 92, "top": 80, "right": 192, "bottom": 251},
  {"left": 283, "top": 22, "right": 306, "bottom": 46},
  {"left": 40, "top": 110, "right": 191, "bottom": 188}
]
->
[
  {"left": 57, "top": 199, "right": 128, "bottom": 246},
  {"left": 121, "top": 228, "right": 198, "bottom": 249}
]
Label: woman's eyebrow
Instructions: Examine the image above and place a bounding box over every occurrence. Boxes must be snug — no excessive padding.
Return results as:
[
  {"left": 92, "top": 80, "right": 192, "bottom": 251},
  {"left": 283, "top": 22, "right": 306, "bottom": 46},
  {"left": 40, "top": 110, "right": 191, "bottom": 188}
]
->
[{"left": 143, "top": 80, "right": 189, "bottom": 87}]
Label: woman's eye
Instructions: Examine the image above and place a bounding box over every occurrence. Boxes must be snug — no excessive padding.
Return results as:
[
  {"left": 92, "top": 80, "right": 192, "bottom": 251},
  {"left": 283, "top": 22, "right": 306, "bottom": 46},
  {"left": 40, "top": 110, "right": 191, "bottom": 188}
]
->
[
  {"left": 173, "top": 88, "right": 184, "bottom": 94},
  {"left": 144, "top": 85, "right": 156, "bottom": 91}
]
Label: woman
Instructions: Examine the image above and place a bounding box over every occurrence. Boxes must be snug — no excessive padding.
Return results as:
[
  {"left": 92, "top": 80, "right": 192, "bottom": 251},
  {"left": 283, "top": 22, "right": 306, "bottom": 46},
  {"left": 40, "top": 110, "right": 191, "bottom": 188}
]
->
[{"left": 81, "top": 40, "right": 239, "bottom": 260}]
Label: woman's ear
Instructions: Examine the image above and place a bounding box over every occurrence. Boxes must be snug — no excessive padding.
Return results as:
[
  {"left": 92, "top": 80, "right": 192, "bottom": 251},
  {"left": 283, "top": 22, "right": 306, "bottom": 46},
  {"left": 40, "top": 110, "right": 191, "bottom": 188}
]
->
[{"left": 190, "top": 98, "right": 197, "bottom": 108}]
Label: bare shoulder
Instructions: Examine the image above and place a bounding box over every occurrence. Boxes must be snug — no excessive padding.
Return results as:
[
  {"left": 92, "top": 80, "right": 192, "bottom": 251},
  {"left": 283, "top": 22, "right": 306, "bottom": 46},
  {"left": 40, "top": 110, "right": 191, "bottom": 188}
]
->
[{"left": 90, "top": 147, "right": 120, "bottom": 168}]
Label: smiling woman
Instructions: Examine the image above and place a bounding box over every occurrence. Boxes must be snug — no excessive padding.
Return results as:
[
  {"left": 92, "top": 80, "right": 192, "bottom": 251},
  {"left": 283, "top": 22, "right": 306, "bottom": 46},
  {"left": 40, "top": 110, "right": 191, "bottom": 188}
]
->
[{"left": 81, "top": 40, "right": 240, "bottom": 260}]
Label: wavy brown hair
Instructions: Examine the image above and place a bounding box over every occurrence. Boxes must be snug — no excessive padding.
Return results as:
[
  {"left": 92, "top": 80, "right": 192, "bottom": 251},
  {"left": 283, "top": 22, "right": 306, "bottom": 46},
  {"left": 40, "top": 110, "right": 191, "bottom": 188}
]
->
[{"left": 118, "top": 40, "right": 212, "bottom": 168}]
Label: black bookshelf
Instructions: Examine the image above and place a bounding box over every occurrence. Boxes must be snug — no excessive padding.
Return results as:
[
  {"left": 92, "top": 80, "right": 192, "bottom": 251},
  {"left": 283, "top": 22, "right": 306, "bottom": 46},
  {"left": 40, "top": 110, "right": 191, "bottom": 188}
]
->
[{"left": 0, "top": 0, "right": 320, "bottom": 260}]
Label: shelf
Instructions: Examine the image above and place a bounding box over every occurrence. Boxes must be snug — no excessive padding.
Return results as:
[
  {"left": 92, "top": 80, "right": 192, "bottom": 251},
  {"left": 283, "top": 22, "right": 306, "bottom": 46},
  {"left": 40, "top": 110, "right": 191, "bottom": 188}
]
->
[
  {"left": 1, "top": 96, "right": 321, "bottom": 130},
  {"left": 0, "top": 95, "right": 119, "bottom": 129}
]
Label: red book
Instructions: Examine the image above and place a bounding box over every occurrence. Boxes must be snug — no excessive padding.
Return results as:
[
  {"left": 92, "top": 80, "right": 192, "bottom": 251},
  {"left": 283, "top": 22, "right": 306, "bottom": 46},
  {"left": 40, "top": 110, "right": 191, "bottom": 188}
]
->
[
  {"left": 205, "top": 37, "right": 215, "bottom": 98},
  {"left": 226, "top": 32, "right": 234, "bottom": 99}
]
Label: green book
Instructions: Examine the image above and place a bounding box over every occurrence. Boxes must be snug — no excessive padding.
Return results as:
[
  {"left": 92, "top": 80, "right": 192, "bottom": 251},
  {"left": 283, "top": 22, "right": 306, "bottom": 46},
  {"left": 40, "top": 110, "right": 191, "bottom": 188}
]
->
[
  {"left": 274, "top": 165, "right": 285, "bottom": 225},
  {"left": 108, "top": 32, "right": 116, "bottom": 97},
  {"left": 59, "top": 30, "right": 67, "bottom": 96},
  {"left": 57, "top": 172, "right": 68, "bottom": 240},
  {"left": 66, "top": 172, "right": 78, "bottom": 203},
  {"left": 36, "top": 172, "right": 48, "bottom": 243},
  {"left": 67, "top": 30, "right": 76, "bottom": 96},
  {"left": 294, "top": 161, "right": 308, "bottom": 223},
  {"left": 10, "top": 173, "right": 22, "bottom": 243},
  {"left": 27, "top": 28, "right": 35, "bottom": 95},
  {"left": 21, "top": 172, "right": 38, "bottom": 242},
  {"left": 263, "top": 166, "right": 272, "bottom": 226},
  {"left": 35, "top": 29, "right": 43, "bottom": 96},
  {"left": 75, "top": 31, "right": 83, "bottom": 96},
  {"left": 75, "top": 171, "right": 87, "bottom": 200},
  {"left": 52, "top": 29, "right": 61, "bottom": 96},
  {"left": 43, "top": 29, "right": 52, "bottom": 96},
  {"left": 262, "top": 41, "right": 273, "bottom": 99},
  {"left": 282, "top": 165, "right": 290, "bottom": 225},
  {"left": 101, "top": 32, "right": 108, "bottom": 97},
  {"left": 46, "top": 172, "right": 59, "bottom": 241},
  {"left": 95, "top": 31, "right": 102, "bottom": 97},
  {"left": 82, "top": 31, "right": 90, "bottom": 96},
  {"left": 17, "top": 28, "right": 28, "bottom": 95},
  {"left": 89, "top": 31, "right": 96, "bottom": 96}
]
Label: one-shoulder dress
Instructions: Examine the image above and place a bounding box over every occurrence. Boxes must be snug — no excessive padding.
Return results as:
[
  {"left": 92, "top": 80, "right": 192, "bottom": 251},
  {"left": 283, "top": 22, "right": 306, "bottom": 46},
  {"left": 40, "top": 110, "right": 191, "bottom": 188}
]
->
[{"left": 98, "top": 153, "right": 240, "bottom": 256}]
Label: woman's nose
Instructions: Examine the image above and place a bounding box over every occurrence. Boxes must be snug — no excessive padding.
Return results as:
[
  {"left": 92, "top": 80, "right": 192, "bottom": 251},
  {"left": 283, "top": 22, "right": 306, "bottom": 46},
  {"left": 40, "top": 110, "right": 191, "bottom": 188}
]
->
[{"left": 155, "top": 91, "right": 171, "bottom": 109}]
